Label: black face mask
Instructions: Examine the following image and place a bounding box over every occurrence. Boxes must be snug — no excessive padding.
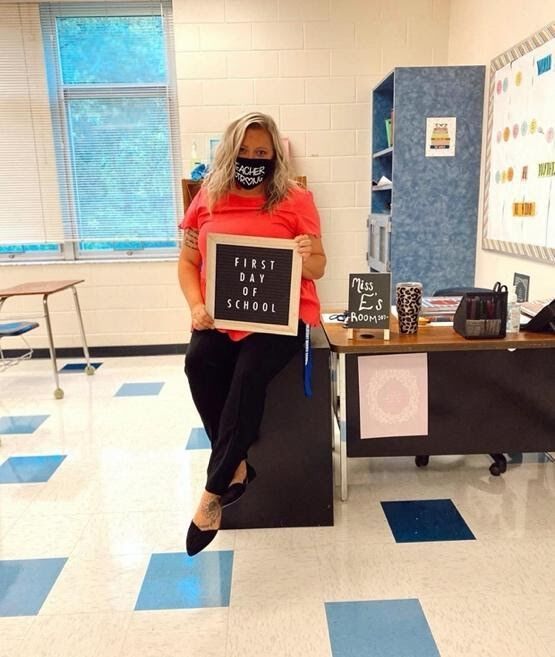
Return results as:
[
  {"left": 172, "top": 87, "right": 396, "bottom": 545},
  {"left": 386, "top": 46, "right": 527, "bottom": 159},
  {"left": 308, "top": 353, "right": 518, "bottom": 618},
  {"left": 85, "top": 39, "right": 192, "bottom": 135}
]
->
[{"left": 234, "top": 157, "right": 275, "bottom": 190}]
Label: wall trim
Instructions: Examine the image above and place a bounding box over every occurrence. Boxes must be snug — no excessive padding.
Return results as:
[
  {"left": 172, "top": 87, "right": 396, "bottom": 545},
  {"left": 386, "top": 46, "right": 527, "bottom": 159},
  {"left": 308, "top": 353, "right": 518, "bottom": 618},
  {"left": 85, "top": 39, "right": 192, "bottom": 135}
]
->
[{"left": 3, "top": 344, "right": 188, "bottom": 359}]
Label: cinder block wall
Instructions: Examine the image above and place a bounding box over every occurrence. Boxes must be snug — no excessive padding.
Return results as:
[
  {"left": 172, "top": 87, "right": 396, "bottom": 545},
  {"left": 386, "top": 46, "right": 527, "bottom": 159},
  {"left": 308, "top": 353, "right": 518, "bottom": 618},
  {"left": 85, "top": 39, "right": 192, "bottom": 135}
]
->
[{"left": 0, "top": 0, "right": 450, "bottom": 348}]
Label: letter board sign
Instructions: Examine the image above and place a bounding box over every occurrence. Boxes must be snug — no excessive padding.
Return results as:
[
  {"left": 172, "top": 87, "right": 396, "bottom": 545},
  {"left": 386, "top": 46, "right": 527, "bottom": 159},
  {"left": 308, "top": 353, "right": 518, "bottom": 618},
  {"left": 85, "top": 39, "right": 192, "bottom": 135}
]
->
[
  {"left": 206, "top": 233, "right": 302, "bottom": 335},
  {"left": 348, "top": 273, "right": 391, "bottom": 329}
]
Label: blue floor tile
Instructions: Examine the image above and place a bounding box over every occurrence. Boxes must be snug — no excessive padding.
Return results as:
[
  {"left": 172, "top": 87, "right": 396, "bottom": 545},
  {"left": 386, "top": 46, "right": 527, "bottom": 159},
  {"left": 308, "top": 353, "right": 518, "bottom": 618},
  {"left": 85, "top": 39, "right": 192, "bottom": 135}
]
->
[
  {"left": 381, "top": 499, "right": 475, "bottom": 543},
  {"left": 507, "top": 452, "right": 553, "bottom": 464},
  {"left": 0, "top": 455, "right": 66, "bottom": 484},
  {"left": 325, "top": 599, "right": 440, "bottom": 657},
  {"left": 115, "top": 382, "right": 164, "bottom": 397},
  {"left": 60, "top": 362, "right": 102, "bottom": 372},
  {"left": 0, "top": 415, "right": 49, "bottom": 435},
  {"left": 0, "top": 558, "right": 67, "bottom": 616},
  {"left": 135, "top": 551, "right": 233, "bottom": 610},
  {"left": 186, "top": 428, "right": 211, "bottom": 450}
]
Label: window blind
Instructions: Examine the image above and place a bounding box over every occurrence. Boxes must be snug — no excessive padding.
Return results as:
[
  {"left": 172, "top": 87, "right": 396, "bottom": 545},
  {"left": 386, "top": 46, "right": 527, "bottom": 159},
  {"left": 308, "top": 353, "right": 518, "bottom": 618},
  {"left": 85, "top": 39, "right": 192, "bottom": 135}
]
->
[
  {"left": 0, "top": 3, "right": 65, "bottom": 258},
  {"left": 0, "top": 1, "right": 182, "bottom": 261}
]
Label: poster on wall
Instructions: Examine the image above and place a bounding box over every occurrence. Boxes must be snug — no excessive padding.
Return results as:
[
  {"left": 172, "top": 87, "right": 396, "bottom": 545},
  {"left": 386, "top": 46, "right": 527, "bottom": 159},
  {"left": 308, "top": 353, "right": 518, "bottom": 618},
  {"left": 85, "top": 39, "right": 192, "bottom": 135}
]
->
[
  {"left": 425, "top": 117, "right": 456, "bottom": 157},
  {"left": 357, "top": 353, "right": 428, "bottom": 439},
  {"left": 483, "top": 22, "right": 555, "bottom": 264}
]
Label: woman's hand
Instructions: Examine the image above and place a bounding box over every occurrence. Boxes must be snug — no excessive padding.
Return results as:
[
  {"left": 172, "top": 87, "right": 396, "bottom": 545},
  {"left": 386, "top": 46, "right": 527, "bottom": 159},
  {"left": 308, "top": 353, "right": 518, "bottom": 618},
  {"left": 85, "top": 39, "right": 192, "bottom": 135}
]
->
[
  {"left": 294, "top": 234, "right": 326, "bottom": 280},
  {"left": 191, "top": 303, "right": 214, "bottom": 331},
  {"left": 294, "top": 234, "right": 313, "bottom": 261}
]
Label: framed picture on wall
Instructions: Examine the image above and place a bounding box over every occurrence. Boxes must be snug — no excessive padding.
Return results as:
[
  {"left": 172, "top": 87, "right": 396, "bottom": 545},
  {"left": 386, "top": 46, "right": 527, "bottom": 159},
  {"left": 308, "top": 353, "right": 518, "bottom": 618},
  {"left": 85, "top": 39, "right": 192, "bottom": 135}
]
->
[
  {"left": 208, "top": 137, "right": 221, "bottom": 167},
  {"left": 482, "top": 21, "right": 555, "bottom": 264}
]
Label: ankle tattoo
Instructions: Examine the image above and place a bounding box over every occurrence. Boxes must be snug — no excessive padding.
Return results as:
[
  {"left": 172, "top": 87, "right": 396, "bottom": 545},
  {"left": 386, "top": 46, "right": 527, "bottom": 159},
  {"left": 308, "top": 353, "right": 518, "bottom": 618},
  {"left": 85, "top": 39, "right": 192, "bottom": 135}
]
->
[{"left": 203, "top": 498, "right": 221, "bottom": 523}]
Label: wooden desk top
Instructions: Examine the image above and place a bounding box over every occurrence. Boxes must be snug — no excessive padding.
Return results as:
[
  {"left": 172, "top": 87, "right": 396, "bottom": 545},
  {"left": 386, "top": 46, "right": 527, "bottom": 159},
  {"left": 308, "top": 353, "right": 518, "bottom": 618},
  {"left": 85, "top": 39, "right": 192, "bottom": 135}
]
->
[
  {"left": 0, "top": 280, "right": 84, "bottom": 298},
  {"left": 322, "top": 320, "right": 555, "bottom": 354}
]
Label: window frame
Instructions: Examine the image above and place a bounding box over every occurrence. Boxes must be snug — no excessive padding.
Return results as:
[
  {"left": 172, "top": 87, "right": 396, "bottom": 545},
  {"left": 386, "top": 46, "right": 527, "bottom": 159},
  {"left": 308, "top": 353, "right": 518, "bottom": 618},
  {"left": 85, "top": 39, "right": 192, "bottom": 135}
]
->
[{"left": 39, "top": 1, "right": 182, "bottom": 262}]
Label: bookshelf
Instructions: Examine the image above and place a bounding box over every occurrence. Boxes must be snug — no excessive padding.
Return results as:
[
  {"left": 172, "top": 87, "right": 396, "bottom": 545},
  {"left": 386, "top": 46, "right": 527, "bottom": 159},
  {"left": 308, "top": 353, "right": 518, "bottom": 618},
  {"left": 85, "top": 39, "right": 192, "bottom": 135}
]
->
[{"left": 368, "top": 66, "right": 486, "bottom": 297}]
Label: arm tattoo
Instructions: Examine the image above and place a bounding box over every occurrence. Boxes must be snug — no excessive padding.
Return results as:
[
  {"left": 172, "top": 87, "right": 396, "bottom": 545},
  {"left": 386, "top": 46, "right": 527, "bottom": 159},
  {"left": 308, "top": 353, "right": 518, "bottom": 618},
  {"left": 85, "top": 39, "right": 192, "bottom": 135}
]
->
[{"left": 184, "top": 227, "right": 199, "bottom": 250}]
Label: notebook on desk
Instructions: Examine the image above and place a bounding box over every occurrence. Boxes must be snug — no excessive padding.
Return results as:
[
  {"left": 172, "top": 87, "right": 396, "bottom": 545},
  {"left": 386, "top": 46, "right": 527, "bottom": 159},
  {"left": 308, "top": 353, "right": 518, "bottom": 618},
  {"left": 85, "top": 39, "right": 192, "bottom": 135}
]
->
[
  {"left": 420, "top": 296, "right": 462, "bottom": 318},
  {"left": 520, "top": 299, "right": 553, "bottom": 318}
]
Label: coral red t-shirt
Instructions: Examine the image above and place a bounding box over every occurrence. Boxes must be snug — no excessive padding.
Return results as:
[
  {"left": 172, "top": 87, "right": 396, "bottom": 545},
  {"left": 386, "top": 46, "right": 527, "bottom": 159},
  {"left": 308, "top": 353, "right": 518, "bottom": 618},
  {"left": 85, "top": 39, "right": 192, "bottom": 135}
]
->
[{"left": 179, "top": 185, "right": 322, "bottom": 341}]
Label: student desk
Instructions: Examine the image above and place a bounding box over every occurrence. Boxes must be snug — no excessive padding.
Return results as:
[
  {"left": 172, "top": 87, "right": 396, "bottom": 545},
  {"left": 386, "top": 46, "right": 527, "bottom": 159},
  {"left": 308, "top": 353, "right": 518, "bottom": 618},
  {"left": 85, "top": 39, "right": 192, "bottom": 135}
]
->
[
  {"left": 322, "top": 321, "right": 555, "bottom": 500},
  {"left": 0, "top": 279, "right": 94, "bottom": 399}
]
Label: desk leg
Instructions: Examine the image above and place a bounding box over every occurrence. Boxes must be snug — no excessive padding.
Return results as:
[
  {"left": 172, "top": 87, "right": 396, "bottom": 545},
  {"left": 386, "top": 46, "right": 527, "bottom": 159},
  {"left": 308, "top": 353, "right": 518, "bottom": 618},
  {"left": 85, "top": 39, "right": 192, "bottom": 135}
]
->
[
  {"left": 339, "top": 353, "right": 348, "bottom": 501},
  {"left": 0, "top": 297, "right": 4, "bottom": 444},
  {"left": 71, "top": 287, "right": 94, "bottom": 375},
  {"left": 330, "top": 351, "right": 337, "bottom": 451},
  {"left": 43, "top": 295, "right": 64, "bottom": 400}
]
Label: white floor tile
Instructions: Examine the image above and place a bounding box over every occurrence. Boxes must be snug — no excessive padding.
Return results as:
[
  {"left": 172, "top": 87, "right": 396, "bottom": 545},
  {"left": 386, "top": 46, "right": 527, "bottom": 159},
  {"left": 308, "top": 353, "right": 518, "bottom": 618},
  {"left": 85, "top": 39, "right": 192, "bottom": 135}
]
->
[
  {"left": 420, "top": 594, "right": 553, "bottom": 657},
  {"left": 39, "top": 554, "right": 150, "bottom": 614},
  {"left": 18, "top": 612, "right": 131, "bottom": 657},
  {"left": 0, "top": 617, "right": 35, "bottom": 657},
  {"left": 0, "top": 483, "right": 44, "bottom": 519},
  {"left": 71, "top": 510, "right": 235, "bottom": 558},
  {"left": 227, "top": 601, "right": 331, "bottom": 657},
  {"left": 0, "top": 513, "right": 91, "bottom": 558},
  {"left": 120, "top": 609, "right": 228, "bottom": 657},
  {"left": 0, "top": 514, "right": 19, "bottom": 539},
  {"left": 1, "top": 354, "right": 554, "bottom": 655},
  {"left": 230, "top": 547, "right": 324, "bottom": 607}
]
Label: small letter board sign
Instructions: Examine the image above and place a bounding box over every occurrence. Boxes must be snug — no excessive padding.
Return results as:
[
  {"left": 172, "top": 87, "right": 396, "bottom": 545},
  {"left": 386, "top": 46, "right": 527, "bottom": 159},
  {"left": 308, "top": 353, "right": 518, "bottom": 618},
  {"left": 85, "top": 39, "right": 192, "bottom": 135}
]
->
[
  {"left": 206, "top": 233, "right": 302, "bottom": 335},
  {"left": 348, "top": 273, "right": 391, "bottom": 329}
]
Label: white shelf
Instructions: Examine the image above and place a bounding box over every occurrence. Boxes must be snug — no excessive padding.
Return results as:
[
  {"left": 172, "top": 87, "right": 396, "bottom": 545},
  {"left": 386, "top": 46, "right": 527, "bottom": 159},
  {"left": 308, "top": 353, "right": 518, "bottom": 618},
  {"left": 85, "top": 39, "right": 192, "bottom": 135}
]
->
[{"left": 372, "top": 147, "right": 393, "bottom": 158}]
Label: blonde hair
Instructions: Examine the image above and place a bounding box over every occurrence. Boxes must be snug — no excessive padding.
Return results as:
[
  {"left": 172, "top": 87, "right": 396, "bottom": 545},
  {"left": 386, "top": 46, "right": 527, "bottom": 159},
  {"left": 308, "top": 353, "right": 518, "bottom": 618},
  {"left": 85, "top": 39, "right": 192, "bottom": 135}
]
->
[{"left": 204, "top": 112, "right": 294, "bottom": 212}]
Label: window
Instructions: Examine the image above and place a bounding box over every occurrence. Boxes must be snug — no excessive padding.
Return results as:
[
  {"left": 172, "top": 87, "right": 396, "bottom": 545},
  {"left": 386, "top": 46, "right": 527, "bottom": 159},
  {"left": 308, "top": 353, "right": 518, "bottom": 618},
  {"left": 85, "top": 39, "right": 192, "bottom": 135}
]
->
[{"left": 0, "top": 2, "right": 181, "bottom": 262}]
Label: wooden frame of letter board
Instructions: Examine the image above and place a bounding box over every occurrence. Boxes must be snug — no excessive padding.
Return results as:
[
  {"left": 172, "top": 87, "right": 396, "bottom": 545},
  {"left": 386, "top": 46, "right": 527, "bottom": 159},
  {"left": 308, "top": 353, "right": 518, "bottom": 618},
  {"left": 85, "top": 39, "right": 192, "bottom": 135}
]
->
[{"left": 205, "top": 233, "right": 302, "bottom": 336}]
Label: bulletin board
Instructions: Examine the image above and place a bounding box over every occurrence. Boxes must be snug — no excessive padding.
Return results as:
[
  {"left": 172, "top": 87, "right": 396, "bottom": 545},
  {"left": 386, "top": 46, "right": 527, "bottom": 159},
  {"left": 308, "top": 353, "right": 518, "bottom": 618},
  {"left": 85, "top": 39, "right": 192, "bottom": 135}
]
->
[{"left": 482, "top": 22, "right": 555, "bottom": 264}]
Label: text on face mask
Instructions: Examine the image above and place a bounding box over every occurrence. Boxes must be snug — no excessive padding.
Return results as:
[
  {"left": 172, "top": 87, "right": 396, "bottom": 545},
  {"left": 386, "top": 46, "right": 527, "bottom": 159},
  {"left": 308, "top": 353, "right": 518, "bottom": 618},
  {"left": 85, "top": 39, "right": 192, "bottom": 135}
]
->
[{"left": 236, "top": 163, "right": 266, "bottom": 176}]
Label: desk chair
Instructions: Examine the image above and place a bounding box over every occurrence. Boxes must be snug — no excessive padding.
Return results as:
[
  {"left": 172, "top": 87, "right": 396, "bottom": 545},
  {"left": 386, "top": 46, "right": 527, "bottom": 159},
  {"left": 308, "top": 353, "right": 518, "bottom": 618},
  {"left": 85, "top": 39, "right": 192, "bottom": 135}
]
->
[
  {"left": 415, "top": 284, "right": 507, "bottom": 476},
  {"left": 433, "top": 286, "right": 492, "bottom": 296},
  {"left": 0, "top": 321, "right": 39, "bottom": 372},
  {"left": 181, "top": 179, "right": 203, "bottom": 212}
]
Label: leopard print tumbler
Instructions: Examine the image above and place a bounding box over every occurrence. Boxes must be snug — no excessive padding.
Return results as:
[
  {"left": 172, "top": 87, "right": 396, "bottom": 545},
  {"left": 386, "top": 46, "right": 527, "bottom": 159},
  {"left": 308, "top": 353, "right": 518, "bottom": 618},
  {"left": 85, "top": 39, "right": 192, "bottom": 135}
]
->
[{"left": 396, "top": 282, "right": 423, "bottom": 334}]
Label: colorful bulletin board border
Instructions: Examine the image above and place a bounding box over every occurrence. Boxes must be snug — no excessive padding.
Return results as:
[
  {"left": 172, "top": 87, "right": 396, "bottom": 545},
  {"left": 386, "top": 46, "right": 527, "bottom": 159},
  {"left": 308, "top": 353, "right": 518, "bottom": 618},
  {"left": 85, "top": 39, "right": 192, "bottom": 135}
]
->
[{"left": 482, "top": 21, "right": 555, "bottom": 264}]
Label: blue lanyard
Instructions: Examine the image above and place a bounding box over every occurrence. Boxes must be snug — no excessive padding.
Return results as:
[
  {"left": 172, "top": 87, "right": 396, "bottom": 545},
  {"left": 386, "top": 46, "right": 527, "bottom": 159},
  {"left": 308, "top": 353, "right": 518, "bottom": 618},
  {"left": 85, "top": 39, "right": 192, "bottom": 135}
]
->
[{"left": 303, "top": 323, "right": 313, "bottom": 398}]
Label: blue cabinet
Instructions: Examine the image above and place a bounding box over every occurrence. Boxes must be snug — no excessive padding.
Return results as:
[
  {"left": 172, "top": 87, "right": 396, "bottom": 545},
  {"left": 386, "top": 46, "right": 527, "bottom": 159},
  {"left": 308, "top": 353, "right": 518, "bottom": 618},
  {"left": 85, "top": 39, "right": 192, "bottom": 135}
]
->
[{"left": 369, "top": 66, "right": 485, "bottom": 296}]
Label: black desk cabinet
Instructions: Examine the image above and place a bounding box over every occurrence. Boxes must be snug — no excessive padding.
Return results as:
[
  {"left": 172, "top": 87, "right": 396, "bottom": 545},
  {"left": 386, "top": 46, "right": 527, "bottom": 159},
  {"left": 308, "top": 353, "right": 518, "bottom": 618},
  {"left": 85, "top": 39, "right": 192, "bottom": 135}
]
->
[
  {"left": 221, "top": 327, "right": 333, "bottom": 529},
  {"left": 322, "top": 320, "right": 555, "bottom": 499},
  {"left": 346, "top": 349, "right": 555, "bottom": 457}
]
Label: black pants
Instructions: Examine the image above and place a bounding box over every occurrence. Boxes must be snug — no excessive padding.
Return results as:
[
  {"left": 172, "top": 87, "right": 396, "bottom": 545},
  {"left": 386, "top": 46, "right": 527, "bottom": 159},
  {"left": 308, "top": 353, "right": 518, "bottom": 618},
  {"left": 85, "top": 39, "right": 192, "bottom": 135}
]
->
[{"left": 184, "top": 324, "right": 305, "bottom": 495}]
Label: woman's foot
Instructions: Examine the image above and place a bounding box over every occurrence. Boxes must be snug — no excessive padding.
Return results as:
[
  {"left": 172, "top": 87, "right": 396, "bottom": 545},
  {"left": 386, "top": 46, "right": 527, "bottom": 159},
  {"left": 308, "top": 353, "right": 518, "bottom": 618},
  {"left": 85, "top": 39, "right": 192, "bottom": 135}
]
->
[
  {"left": 229, "top": 460, "right": 247, "bottom": 487},
  {"left": 186, "top": 490, "right": 221, "bottom": 556},
  {"left": 192, "top": 490, "right": 221, "bottom": 530},
  {"left": 220, "top": 461, "right": 257, "bottom": 508}
]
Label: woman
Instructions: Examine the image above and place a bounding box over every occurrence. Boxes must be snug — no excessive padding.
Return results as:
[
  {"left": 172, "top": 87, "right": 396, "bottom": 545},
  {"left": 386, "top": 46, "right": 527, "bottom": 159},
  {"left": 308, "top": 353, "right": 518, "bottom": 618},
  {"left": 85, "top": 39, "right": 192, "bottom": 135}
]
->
[{"left": 178, "top": 112, "right": 326, "bottom": 556}]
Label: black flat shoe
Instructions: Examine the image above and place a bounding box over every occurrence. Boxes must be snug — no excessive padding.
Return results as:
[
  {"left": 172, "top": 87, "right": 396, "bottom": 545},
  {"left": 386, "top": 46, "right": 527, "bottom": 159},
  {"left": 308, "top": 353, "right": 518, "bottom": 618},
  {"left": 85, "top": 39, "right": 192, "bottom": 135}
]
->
[
  {"left": 220, "top": 463, "right": 257, "bottom": 508},
  {"left": 186, "top": 521, "right": 218, "bottom": 556}
]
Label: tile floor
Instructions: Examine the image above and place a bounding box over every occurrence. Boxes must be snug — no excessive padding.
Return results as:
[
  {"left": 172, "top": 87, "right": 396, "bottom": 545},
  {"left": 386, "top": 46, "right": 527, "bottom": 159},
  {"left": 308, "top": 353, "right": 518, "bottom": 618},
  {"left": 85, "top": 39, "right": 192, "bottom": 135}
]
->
[{"left": 0, "top": 355, "right": 554, "bottom": 656}]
